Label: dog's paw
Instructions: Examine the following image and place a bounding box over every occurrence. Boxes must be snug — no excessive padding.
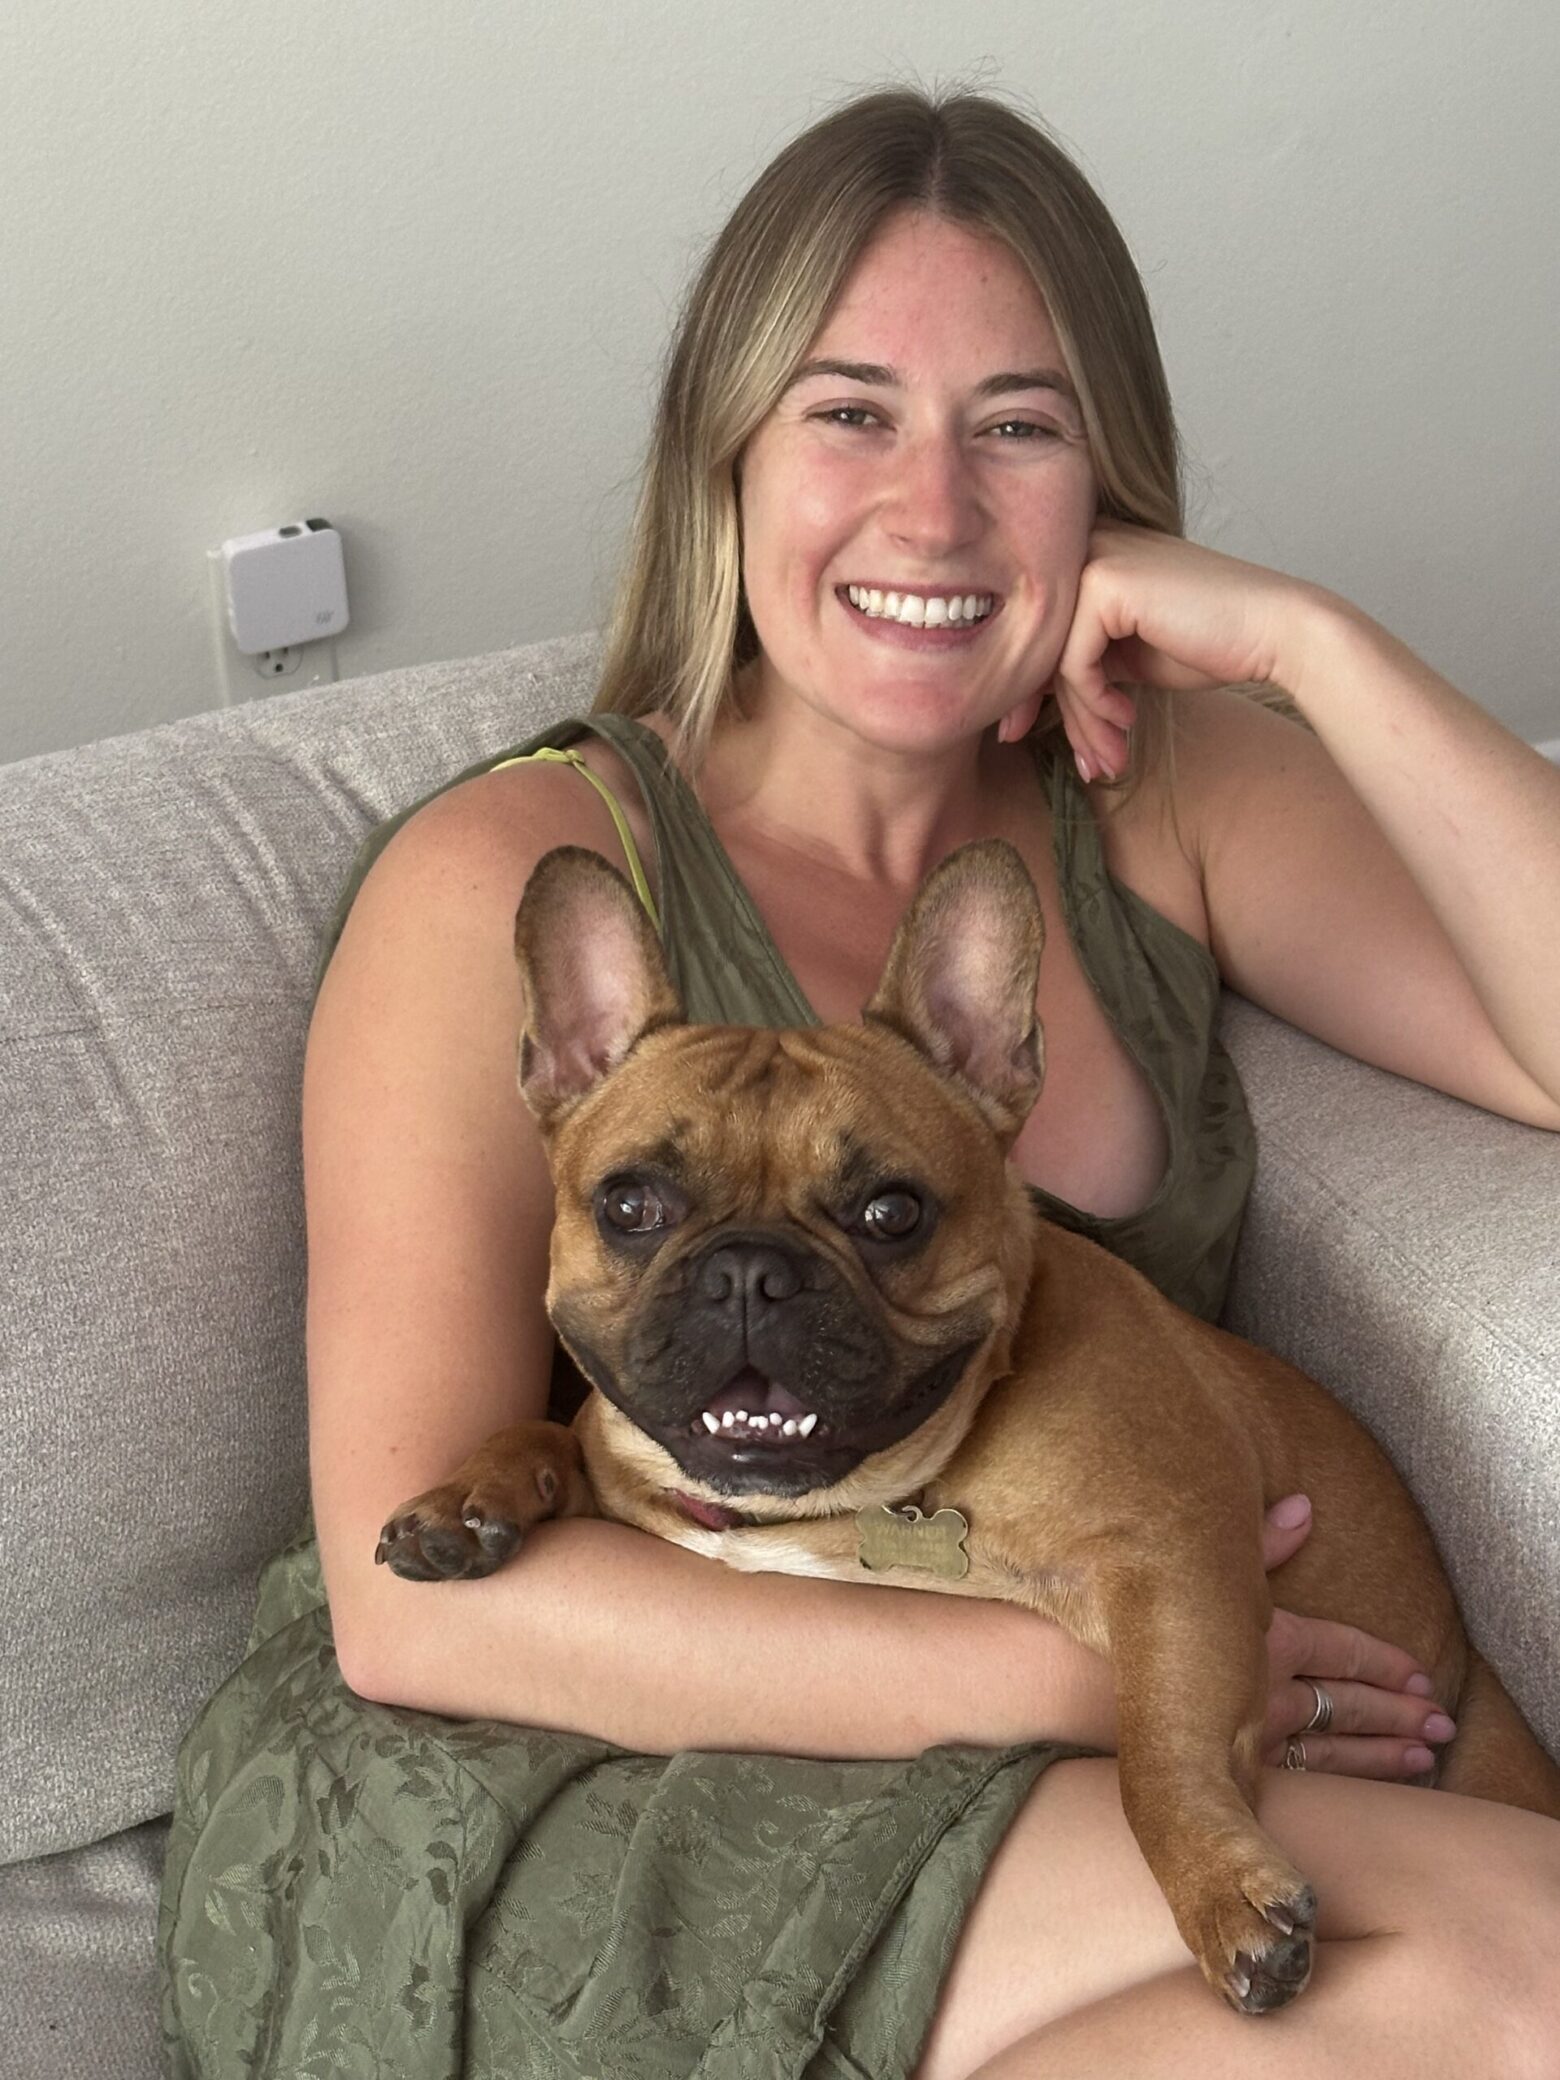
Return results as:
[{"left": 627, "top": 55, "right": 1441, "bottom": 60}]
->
[
  {"left": 1193, "top": 1865, "right": 1317, "bottom": 2015},
  {"left": 375, "top": 1485, "right": 524, "bottom": 1582},
  {"left": 373, "top": 1421, "right": 590, "bottom": 1583}
]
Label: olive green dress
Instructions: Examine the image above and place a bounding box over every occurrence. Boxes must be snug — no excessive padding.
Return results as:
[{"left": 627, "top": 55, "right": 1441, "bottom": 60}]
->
[{"left": 158, "top": 714, "right": 1255, "bottom": 2079}]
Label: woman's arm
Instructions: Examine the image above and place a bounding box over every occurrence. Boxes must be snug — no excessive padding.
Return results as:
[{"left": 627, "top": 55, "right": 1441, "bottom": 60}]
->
[
  {"left": 349, "top": 1514, "right": 1120, "bottom": 1757},
  {"left": 1046, "top": 523, "right": 1560, "bottom": 1127},
  {"left": 1279, "top": 597, "right": 1560, "bottom": 1118}
]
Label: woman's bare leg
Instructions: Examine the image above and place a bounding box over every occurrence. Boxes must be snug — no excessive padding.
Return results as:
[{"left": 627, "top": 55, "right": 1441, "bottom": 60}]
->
[
  {"left": 914, "top": 1757, "right": 1560, "bottom": 2080},
  {"left": 963, "top": 1941, "right": 1527, "bottom": 2079}
]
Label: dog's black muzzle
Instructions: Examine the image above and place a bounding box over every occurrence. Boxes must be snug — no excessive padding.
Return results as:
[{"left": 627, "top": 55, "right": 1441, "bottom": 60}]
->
[{"left": 557, "top": 1231, "right": 981, "bottom": 1497}]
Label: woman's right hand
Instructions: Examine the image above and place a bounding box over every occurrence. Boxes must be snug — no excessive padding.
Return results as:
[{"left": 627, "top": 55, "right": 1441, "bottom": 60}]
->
[{"left": 1258, "top": 1494, "right": 1454, "bottom": 1780}]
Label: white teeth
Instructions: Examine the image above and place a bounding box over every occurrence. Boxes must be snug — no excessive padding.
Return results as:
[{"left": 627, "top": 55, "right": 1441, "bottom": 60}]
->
[
  {"left": 848, "top": 587, "right": 994, "bottom": 627},
  {"left": 699, "top": 1403, "right": 822, "bottom": 1443}
]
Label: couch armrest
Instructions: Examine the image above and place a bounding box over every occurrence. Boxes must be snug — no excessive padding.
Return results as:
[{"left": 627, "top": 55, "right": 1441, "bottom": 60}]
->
[{"left": 1217, "top": 992, "right": 1560, "bottom": 1757}]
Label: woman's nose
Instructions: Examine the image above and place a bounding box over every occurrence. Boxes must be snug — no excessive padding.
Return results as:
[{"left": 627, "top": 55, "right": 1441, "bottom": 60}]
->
[{"left": 883, "top": 434, "right": 984, "bottom": 554}]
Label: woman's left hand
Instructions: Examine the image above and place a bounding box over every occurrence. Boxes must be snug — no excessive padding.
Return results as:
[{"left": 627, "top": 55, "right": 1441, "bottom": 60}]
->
[{"left": 1011, "top": 521, "right": 1328, "bottom": 780}]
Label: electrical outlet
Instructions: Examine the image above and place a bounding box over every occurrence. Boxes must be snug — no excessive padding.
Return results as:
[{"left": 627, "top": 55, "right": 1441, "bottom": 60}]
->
[
  {"left": 207, "top": 548, "right": 340, "bottom": 705},
  {"left": 253, "top": 647, "right": 304, "bottom": 679}
]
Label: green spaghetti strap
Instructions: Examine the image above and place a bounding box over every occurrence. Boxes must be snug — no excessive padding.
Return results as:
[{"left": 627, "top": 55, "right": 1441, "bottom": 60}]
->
[{"left": 488, "top": 745, "right": 662, "bottom": 932}]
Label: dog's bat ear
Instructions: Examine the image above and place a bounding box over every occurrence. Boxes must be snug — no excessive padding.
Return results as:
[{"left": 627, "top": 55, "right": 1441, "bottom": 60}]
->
[
  {"left": 513, "top": 846, "right": 684, "bottom": 1129},
  {"left": 864, "top": 839, "right": 1045, "bottom": 1144}
]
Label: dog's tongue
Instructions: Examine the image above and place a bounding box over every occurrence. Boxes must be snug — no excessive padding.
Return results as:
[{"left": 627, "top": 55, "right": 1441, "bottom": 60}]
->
[{"left": 703, "top": 1367, "right": 813, "bottom": 1423}]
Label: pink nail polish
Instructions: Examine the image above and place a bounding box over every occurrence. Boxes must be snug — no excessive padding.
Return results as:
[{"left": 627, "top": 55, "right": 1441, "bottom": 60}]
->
[
  {"left": 1406, "top": 1674, "right": 1435, "bottom": 1697},
  {"left": 1075, "top": 750, "right": 1092, "bottom": 783},
  {"left": 1405, "top": 1745, "right": 1435, "bottom": 1773}
]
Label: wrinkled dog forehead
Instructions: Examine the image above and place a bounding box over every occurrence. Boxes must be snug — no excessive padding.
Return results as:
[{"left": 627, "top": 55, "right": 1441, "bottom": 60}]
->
[{"left": 549, "top": 1022, "right": 992, "bottom": 1211}]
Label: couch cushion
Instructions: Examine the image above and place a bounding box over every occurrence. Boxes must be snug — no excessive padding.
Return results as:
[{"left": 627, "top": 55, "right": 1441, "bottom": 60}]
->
[
  {"left": 0, "top": 1820, "right": 167, "bottom": 2080},
  {"left": 0, "top": 634, "right": 599, "bottom": 1866},
  {"left": 1219, "top": 994, "right": 1560, "bottom": 1758}
]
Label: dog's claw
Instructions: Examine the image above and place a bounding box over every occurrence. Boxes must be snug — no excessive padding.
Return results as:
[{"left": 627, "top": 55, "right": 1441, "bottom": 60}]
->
[
  {"left": 1215, "top": 1882, "right": 1316, "bottom": 2014},
  {"left": 375, "top": 1497, "right": 525, "bottom": 1583}
]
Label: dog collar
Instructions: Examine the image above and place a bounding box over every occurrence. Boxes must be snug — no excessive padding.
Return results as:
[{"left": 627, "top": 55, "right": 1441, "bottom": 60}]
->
[{"left": 665, "top": 1480, "right": 948, "bottom": 1547}]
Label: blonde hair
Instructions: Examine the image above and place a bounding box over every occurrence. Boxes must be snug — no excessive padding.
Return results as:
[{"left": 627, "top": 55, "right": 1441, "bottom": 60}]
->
[{"left": 594, "top": 86, "right": 1186, "bottom": 784}]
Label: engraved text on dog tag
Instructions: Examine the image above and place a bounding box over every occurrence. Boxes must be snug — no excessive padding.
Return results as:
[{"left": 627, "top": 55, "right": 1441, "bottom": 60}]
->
[{"left": 857, "top": 1503, "right": 970, "bottom": 1579}]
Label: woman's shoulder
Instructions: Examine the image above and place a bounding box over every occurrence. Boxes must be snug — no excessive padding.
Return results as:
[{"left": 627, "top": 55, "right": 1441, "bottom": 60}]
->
[
  {"left": 341, "top": 716, "right": 671, "bottom": 960},
  {"left": 1080, "top": 686, "right": 1311, "bottom": 937},
  {"left": 383, "top": 723, "right": 656, "bottom": 865}
]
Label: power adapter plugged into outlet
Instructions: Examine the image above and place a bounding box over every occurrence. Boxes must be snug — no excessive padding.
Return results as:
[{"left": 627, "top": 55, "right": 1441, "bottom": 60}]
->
[
  {"left": 207, "top": 518, "right": 350, "bottom": 703},
  {"left": 219, "top": 519, "right": 350, "bottom": 652}
]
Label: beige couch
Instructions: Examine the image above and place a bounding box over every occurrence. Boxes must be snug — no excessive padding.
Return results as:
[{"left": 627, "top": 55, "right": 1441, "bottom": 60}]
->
[{"left": 2, "top": 632, "right": 1556, "bottom": 2078}]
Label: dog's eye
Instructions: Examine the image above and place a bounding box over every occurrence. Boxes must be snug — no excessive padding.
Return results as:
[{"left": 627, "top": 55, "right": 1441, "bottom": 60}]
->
[
  {"left": 861, "top": 1189, "right": 922, "bottom": 1240},
  {"left": 601, "top": 1180, "right": 670, "bottom": 1234}
]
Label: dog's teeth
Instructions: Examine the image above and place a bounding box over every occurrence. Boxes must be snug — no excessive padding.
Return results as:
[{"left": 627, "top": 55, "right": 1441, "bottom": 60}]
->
[{"left": 701, "top": 1405, "right": 821, "bottom": 1444}]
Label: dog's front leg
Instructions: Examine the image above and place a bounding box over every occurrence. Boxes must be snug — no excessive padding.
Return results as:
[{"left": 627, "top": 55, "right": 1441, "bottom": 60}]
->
[
  {"left": 376, "top": 1420, "right": 597, "bottom": 1581},
  {"left": 1103, "top": 1562, "right": 1318, "bottom": 2016}
]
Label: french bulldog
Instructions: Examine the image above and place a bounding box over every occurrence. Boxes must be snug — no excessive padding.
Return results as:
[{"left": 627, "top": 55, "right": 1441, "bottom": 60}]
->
[{"left": 377, "top": 839, "right": 1560, "bottom": 2013}]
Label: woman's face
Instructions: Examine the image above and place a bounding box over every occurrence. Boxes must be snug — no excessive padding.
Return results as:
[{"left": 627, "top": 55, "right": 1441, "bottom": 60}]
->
[{"left": 737, "top": 208, "right": 1098, "bottom": 755}]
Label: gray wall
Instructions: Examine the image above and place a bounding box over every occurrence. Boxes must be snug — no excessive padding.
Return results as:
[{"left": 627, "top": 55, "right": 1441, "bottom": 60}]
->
[{"left": 4, "top": 0, "right": 1557, "bottom": 765}]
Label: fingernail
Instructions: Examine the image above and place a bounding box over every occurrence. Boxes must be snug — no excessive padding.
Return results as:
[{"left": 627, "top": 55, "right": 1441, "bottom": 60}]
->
[
  {"left": 1405, "top": 1745, "right": 1435, "bottom": 1773},
  {"left": 1075, "top": 750, "right": 1092, "bottom": 783},
  {"left": 1406, "top": 1674, "right": 1435, "bottom": 1697},
  {"left": 1268, "top": 1495, "right": 1310, "bottom": 1528},
  {"left": 1424, "top": 1713, "right": 1456, "bottom": 1741}
]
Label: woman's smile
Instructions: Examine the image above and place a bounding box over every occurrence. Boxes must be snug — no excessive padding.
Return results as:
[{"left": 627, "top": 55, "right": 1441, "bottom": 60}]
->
[{"left": 836, "top": 582, "right": 1002, "bottom": 649}]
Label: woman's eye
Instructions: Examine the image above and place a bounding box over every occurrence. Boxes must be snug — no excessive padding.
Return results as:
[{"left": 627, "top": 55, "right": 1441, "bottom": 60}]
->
[
  {"left": 860, "top": 1189, "right": 923, "bottom": 1240},
  {"left": 812, "top": 408, "right": 1063, "bottom": 443},
  {"left": 601, "top": 1181, "right": 670, "bottom": 1233}
]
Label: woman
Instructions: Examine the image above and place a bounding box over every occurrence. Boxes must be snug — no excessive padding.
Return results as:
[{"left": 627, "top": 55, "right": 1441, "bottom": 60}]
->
[{"left": 160, "top": 88, "right": 1560, "bottom": 2078}]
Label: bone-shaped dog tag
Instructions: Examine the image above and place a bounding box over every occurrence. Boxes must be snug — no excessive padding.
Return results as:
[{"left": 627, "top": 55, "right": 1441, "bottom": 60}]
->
[{"left": 857, "top": 1503, "right": 970, "bottom": 1580}]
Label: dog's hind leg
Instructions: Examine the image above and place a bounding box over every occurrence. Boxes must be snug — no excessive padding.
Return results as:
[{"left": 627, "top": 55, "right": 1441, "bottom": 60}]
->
[{"left": 1437, "top": 1650, "right": 1560, "bottom": 1820}]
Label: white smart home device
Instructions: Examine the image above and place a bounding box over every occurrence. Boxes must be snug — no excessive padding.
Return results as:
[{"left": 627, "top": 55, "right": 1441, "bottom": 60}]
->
[{"left": 219, "top": 519, "right": 350, "bottom": 654}]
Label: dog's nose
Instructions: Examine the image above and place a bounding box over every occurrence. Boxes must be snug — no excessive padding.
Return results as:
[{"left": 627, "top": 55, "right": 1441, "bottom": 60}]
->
[{"left": 696, "top": 1239, "right": 803, "bottom": 1310}]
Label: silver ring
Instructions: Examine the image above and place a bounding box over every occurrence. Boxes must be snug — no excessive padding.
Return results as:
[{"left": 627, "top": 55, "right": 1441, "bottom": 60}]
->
[
  {"left": 1301, "top": 1681, "right": 1335, "bottom": 1734},
  {"left": 1283, "top": 1738, "right": 1308, "bottom": 1771}
]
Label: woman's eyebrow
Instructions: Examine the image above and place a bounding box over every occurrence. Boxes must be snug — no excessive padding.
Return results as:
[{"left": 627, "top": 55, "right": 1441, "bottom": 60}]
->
[{"left": 787, "top": 358, "right": 1080, "bottom": 406}]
